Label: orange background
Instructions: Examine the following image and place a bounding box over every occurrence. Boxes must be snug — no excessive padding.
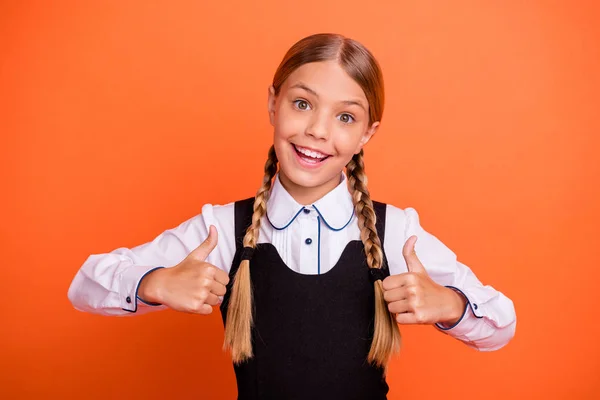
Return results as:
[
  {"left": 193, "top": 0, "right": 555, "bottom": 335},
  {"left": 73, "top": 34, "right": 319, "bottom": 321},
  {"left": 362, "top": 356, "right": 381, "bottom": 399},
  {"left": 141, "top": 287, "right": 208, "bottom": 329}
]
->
[{"left": 1, "top": 1, "right": 599, "bottom": 399}]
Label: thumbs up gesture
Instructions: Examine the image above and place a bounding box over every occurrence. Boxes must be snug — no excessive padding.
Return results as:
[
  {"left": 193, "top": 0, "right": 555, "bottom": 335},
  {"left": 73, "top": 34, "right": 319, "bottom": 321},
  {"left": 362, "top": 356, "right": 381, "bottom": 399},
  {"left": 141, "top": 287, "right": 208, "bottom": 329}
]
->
[
  {"left": 382, "top": 235, "right": 467, "bottom": 326},
  {"left": 138, "top": 225, "right": 230, "bottom": 315}
]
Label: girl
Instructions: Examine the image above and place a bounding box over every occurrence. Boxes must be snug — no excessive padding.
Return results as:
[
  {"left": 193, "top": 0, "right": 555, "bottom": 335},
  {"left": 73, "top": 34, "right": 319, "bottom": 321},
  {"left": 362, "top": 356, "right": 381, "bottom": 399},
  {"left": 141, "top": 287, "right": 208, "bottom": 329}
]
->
[{"left": 68, "top": 33, "right": 516, "bottom": 399}]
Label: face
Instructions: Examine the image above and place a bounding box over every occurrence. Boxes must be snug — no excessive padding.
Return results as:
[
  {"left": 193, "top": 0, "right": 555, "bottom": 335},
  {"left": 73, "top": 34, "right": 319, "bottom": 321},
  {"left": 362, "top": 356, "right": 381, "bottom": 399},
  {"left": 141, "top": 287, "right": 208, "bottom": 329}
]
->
[{"left": 268, "top": 61, "right": 379, "bottom": 201}]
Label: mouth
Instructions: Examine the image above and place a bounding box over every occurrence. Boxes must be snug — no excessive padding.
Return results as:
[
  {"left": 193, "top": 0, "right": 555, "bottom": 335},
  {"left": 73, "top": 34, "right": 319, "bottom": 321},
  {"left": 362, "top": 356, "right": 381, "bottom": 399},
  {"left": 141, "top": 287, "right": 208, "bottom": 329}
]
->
[{"left": 292, "top": 143, "right": 332, "bottom": 165}]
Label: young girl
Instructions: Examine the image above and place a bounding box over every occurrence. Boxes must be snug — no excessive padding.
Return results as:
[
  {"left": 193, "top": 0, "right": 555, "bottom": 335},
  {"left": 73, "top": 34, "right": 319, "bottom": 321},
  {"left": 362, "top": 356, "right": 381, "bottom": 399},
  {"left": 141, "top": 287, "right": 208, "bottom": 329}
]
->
[{"left": 68, "top": 33, "right": 516, "bottom": 399}]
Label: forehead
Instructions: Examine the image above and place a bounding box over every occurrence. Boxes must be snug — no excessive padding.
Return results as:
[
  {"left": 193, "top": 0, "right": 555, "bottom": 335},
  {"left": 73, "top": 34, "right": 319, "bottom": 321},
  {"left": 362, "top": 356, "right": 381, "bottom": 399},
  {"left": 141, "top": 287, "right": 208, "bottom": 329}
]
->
[{"left": 281, "top": 61, "right": 368, "bottom": 103}]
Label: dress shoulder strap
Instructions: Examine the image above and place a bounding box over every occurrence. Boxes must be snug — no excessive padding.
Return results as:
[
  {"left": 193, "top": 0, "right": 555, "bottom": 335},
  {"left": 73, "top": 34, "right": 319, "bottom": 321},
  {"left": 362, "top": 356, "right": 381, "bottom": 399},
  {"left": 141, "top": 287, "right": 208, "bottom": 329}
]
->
[
  {"left": 372, "top": 201, "right": 387, "bottom": 246},
  {"left": 234, "top": 197, "right": 255, "bottom": 250},
  {"left": 372, "top": 201, "right": 390, "bottom": 272}
]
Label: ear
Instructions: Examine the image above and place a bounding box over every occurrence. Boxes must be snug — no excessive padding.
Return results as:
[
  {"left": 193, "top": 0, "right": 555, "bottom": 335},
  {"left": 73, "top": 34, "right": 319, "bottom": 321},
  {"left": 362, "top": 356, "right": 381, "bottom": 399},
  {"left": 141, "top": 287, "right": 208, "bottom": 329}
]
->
[
  {"left": 267, "top": 85, "right": 276, "bottom": 127},
  {"left": 354, "top": 121, "right": 380, "bottom": 154}
]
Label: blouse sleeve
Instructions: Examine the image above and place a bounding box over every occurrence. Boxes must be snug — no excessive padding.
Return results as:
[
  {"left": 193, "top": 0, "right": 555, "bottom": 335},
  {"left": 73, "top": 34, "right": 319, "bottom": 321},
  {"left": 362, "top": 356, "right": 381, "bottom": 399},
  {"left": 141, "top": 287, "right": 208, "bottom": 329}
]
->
[
  {"left": 383, "top": 205, "right": 516, "bottom": 351},
  {"left": 67, "top": 203, "right": 236, "bottom": 316}
]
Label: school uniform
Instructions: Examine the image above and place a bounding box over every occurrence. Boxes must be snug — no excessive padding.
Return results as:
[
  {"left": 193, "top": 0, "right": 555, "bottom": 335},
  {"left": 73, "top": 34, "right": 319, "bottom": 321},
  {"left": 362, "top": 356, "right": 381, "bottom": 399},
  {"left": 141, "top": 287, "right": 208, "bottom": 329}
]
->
[
  {"left": 68, "top": 172, "right": 516, "bottom": 398},
  {"left": 221, "top": 197, "right": 392, "bottom": 399}
]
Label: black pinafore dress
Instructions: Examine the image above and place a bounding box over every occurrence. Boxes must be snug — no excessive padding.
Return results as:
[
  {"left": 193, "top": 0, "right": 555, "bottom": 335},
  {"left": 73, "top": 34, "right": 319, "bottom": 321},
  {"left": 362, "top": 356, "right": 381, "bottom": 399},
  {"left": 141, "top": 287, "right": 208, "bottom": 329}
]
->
[{"left": 220, "top": 197, "right": 391, "bottom": 400}]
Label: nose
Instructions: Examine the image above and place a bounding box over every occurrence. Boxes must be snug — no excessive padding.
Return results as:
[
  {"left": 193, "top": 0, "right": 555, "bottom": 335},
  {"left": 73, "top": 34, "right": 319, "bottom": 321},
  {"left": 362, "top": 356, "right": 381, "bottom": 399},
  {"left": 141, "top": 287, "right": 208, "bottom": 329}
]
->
[{"left": 306, "top": 111, "right": 329, "bottom": 140}]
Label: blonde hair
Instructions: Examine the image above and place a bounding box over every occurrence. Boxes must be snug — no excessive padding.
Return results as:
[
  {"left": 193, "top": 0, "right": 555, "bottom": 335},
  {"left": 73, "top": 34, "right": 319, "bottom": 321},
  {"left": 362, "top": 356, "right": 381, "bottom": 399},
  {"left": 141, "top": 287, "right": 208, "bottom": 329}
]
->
[
  {"left": 346, "top": 150, "right": 401, "bottom": 367},
  {"left": 223, "top": 145, "right": 278, "bottom": 361},
  {"left": 223, "top": 33, "right": 400, "bottom": 368}
]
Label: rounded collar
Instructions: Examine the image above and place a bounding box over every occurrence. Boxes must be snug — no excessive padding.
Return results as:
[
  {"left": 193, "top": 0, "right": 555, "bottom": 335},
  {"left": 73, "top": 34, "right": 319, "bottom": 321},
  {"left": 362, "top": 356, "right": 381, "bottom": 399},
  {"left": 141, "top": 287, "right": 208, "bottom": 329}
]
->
[{"left": 266, "top": 172, "right": 355, "bottom": 231}]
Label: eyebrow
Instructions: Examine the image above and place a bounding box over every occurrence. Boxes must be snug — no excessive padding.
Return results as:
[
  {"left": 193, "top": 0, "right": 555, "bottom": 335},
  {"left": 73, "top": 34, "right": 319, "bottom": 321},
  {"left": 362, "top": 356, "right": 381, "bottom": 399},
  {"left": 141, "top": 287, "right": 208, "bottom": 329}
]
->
[{"left": 289, "top": 82, "right": 367, "bottom": 111}]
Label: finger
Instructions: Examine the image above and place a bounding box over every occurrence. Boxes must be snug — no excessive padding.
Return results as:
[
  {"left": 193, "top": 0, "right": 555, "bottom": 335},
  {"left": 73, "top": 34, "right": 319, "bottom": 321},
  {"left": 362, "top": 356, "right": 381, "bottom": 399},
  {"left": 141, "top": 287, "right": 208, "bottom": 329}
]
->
[
  {"left": 402, "top": 235, "right": 426, "bottom": 274},
  {"left": 191, "top": 303, "right": 213, "bottom": 315},
  {"left": 395, "top": 312, "right": 418, "bottom": 325},
  {"left": 212, "top": 267, "right": 230, "bottom": 286},
  {"left": 387, "top": 299, "right": 412, "bottom": 314},
  {"left": 189, "top": 225, "right": 219, "bottom": 262},
  {"left": 382, "top": 275, "right": 401, "bottom": 291},
  {"left": 382, "top": 274, "right": 415, "bottom": 291},
  {"left": 203, "top": 265, "right": 230, "bottom": 286},
  {"left": 383, "top": 287, "right": 410, "bottom": 303},
  {"left": 209, "top": 280, "right": 228, "bottom": 297},
  {"left": 204, "top": 293, "right": 221, "bottom": 306}
]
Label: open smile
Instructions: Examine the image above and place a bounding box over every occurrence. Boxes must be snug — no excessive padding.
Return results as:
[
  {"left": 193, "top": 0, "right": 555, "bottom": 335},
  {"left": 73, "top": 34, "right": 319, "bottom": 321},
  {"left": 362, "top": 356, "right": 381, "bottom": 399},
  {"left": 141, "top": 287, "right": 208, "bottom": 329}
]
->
[{"left": 291, "top": 143, "right": 332, "bottom": 168}]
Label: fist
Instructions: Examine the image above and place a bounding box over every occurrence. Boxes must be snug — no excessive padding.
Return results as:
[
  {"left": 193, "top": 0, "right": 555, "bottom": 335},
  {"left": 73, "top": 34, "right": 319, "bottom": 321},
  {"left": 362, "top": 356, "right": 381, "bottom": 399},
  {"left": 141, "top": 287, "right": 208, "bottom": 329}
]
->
[
  {"left": 382, "top": 235, "right": 467, "bottom": 325},
  {"left": 138, "top": 225, "right": 230, "bottom": 315}
]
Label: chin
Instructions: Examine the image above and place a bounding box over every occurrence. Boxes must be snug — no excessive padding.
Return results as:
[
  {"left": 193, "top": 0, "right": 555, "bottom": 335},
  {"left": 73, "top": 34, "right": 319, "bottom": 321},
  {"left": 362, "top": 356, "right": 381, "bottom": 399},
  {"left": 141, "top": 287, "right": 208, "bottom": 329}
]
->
[{"left": 279, "top": 166, "right": 327, "bottom": 188}]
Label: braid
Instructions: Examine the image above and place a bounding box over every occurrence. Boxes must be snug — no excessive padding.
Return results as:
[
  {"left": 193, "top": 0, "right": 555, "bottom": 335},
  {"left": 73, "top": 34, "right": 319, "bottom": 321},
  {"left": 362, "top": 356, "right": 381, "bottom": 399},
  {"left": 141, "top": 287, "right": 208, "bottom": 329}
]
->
[
  {"left": 346, "top": 150, "right": 401, "bottom": 368},
  {"left": 224, "top": 145, "right": 278, "bottom": 363}
]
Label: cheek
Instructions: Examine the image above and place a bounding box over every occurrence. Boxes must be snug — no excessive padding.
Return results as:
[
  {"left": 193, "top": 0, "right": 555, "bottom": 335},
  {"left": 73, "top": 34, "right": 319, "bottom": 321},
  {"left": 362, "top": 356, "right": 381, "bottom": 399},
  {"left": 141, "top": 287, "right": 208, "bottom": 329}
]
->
[
  {"left": 273, "top": 106, "right": 305, "bottom": 140},
  {"left": 272, "top": 112, "right": 298, "bottom": 162},
  {"left": 332, "top": 127, "right": 364, "bottom": 155}
]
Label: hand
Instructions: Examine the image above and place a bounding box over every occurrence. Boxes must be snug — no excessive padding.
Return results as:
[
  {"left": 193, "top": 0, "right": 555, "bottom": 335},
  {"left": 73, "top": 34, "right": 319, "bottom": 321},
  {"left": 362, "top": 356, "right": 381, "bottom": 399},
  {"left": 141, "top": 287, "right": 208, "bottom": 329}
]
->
[
  {"left": 138, "top": 225, "right": 230, "bottom": 315},
  {"left": 382, "top": 235, "right": 467, "bottom": 325}
]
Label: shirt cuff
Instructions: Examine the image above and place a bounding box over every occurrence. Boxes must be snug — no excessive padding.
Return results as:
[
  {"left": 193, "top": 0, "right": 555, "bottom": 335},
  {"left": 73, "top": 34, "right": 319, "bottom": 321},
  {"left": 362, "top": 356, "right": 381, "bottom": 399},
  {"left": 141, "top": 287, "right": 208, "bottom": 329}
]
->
[
  {"left": 119, "top": 265, "right": 165, "bottom": 313},
  {"left": 435, "top": 286, "right": 484, "bottom": 336}
]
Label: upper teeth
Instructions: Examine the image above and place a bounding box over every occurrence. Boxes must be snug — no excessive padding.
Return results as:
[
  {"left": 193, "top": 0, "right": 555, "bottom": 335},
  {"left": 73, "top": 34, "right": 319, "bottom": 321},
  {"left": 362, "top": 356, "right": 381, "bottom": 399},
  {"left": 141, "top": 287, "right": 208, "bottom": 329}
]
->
[{"left": 296, "top": 145, "right": 328, "bottom": 159}]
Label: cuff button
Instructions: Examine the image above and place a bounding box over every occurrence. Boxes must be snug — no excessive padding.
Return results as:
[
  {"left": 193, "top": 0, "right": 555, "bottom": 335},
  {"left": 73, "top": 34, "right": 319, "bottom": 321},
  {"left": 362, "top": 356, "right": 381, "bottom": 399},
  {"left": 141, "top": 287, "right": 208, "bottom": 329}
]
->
[
  {"left": 473, "top": 303, "right": 478, "bottom": 310},
  {"left": 126, "top": 296, "right": 132, "bottom": 304}
]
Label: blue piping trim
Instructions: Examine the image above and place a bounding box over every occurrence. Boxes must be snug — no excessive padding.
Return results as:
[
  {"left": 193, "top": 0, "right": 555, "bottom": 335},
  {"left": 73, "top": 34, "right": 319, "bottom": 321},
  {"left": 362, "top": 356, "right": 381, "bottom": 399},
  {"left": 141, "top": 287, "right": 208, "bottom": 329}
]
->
[
  {"left": 435, "top": 285, "right": 483, "bottom": 330},
  {"left": 312, "top": 205, "right": 354, "bottom": 231},
  {"left": 122, "top": 266, "right": 165, "bottom": 313},
  {"left": 137, "top": 296, "right": 162, "bottom": 306},
  {"left": 317, "top": 216, "right": 321, "bottom": 275},
  {"left": 266, "top": 207, "right": 306, "bottom": 230}
]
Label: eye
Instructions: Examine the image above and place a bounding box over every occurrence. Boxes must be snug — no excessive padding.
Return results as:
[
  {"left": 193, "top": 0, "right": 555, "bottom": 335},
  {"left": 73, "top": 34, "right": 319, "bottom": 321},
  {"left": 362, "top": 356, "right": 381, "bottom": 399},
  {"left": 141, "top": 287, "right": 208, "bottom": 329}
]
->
[
  {"left": 293, "top": 99, "right": 311, "bottom": 111},
  {"left": 338, "top": 113, "right": 355, "bottom": 124}
]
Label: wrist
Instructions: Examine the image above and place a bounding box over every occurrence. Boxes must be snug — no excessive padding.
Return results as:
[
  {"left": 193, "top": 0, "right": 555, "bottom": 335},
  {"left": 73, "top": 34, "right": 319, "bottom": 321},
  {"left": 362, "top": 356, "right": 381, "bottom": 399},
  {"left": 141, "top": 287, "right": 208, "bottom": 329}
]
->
[
  {"left": 138, "top": 268, "right": 166, "bottom": 304},
  {"left": 440, "top": 287, "right": 468, "bottom": 326}
]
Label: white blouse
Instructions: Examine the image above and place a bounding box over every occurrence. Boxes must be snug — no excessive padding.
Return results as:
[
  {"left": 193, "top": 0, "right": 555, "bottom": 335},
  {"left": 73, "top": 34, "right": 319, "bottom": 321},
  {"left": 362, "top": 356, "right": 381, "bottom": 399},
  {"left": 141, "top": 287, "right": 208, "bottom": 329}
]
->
[{"left": 68, "top": 172, "right": 516, "bottom": 351}]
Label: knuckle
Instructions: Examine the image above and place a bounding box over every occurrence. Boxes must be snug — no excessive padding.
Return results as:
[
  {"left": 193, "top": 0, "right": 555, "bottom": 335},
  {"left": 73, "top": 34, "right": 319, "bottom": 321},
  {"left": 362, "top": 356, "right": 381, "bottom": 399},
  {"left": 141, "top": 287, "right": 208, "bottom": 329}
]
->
[
  {"left": 204, "top": 265, "right": 216, "bottom": 277},
  {"left": 198, "top": 288, "right": 209, "bottom": 301},
  {"left": 414, "top": 311, "right": 426, "bottom": 324},
  {"left": 200, "top": 278, "right": 212, "bottom": 289},
  {"left": 189, "top": 299, "right": 204, "bottom": 313},
  {"left": 407, "top": 286, "right": 418, "bottom": 298}
]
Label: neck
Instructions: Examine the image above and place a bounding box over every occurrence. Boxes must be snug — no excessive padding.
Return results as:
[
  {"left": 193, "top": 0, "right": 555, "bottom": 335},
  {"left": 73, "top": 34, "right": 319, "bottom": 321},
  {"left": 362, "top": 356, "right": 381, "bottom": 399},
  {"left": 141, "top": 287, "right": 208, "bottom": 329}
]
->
[{"left": 278, "top": 171, "right": 342, "bottom": 206}]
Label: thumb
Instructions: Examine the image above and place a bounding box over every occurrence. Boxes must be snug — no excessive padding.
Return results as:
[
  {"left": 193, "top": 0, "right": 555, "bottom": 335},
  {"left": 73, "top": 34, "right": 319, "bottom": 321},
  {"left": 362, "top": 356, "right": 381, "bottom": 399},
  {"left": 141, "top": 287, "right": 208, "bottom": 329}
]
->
[
  {"left": 402, "top": 235, "right": 426, "bottom": 274},
  {"left": 189, "top": 225, "right": 219, "bottom": 261}
]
